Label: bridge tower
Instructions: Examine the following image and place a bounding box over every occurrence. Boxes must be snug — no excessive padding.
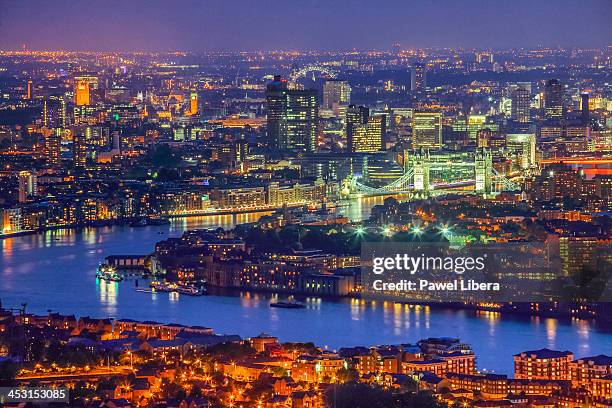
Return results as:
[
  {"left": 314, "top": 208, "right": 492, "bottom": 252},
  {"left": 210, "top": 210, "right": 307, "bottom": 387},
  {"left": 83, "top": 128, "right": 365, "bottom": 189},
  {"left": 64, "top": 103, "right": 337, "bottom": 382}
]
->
[
  {"left": 475, "top": 147, "right": 493, "bottom": 197},
  {"left": 411, "top": 148, "right": 430, "bottom": 194}
]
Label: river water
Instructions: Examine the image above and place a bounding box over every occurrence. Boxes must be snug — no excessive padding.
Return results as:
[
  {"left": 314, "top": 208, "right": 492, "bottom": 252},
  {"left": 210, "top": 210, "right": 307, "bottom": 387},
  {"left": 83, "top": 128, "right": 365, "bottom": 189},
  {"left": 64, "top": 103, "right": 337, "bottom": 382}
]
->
[{"left": 0, "top": 197, "right": 609, "bottom": 375}]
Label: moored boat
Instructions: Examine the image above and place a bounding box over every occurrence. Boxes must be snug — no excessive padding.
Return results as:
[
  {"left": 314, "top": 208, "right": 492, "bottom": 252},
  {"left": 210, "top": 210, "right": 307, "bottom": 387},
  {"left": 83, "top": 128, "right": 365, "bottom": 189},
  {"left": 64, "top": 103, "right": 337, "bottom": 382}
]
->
[{"left": 270, "top": 300, "right": 305, "bottom": 309}]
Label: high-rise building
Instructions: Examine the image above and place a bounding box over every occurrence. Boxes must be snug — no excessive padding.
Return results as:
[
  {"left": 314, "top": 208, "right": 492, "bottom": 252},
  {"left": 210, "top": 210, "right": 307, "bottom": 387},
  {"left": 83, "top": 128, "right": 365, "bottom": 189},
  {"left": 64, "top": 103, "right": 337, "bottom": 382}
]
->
[
  {"left": 581, "top": 92, "right": 590, "bottom": 125},
  {"left": 506, "top": 133, "right": 536, "bottom": 170},
  {"left": 266, "top": 75, "right": 318, "bottom": 152},
  {"left": 544, "top": 79, "right": 564, "bottom": 119},
  {"left": 346, "top": 105, "right": 369, "bottom": 129},
  {"left": 74, "top": 79, "right": 90, "bottom": 106},
  {"left": 72, "top": 129, "right": 87, "bottom": 168},
  {"left": 511, "top": 85, "right": 530, "bottom": 122},
  {"left": 412, "top": 111, "right": 442, "bottom": 149},
  {"left": 43, "top": 97, "right": 67, "bottom": 128},
  {"left": 322, "top": 80, "right": 350, "bottom": 110},
  {"left": 467, "top": 115, "right": 487, "bottom": 139},
  {"left": 17, "top": 171, "right": 37, "bottom": 203},
  {"left": 346, "top": 108, "right": 386, "bottom": 153},
  {"left": 45, "top": 129, "right": 62, "bottom": 168},
  {"left": 410, "top": 64, "right": 427, "bottom": 92}
]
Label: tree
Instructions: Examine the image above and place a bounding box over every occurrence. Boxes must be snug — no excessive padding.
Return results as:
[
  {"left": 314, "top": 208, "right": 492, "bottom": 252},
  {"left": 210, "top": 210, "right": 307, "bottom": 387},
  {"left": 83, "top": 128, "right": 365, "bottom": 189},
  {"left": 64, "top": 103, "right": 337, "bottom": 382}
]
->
[{"left": 336, "top": 367, "right": 359, "bottom": 383}]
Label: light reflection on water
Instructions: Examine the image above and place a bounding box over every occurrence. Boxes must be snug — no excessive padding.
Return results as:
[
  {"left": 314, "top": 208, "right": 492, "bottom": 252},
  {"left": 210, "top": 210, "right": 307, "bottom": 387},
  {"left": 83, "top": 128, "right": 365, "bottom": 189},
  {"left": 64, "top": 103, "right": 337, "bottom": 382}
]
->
[{"left": 0, "top": 196, "right": 609, "bottom": 375}]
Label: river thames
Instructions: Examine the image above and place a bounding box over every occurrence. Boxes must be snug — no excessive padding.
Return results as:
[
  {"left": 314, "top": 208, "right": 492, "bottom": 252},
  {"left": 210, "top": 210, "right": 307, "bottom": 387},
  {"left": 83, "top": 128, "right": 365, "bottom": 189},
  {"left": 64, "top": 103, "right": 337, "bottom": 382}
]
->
[{"left": 0, "top": 196, "right": 610, "bottom": 375}]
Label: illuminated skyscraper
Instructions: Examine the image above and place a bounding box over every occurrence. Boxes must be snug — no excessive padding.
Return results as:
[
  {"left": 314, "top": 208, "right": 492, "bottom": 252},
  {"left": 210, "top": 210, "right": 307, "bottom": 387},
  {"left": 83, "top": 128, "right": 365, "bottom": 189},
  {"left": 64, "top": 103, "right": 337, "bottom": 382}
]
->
[
  {"left": 75, "top": 79, "right": 90, "bottom": 106},
  {"left": 467, "top": 115, "right": 487, "bottom": 139},
  {"left": 18, "top": 171, "right": 37, "bottom": 203},
  {"left": 511, "top": 85, "right": 530, "bottom": 122},
  {"left": 266, "top": 75, "right": 318, "bottom": 152},
  {"left": 410, "top": 63, "right": 427, "bottom": 92},
  {"left": 346, "top": 106, "right": 385, "bottom": 153},
  {"left": 346, "top": 105, "right": 369, "bottom": 129},
  {"left": 506, "top": 133, "right": 537, "bottom": 170},
  {"left": 72, "top": 129, "right": 87, "bottom": 168},
  {"left": 544, "top": 79, "right": 564, "bottom": 119},
  {"left": 412, "top": 111, "right": 442, "bottom": 149},
  {"left": 45, "top": 129, "right": 62, "bottom": 168},
  {"left": 43, "top": 97, "right": 67, "bottom": 128},
  {"left": 322, "top": 80, "right": 350, "bottom": 110}
]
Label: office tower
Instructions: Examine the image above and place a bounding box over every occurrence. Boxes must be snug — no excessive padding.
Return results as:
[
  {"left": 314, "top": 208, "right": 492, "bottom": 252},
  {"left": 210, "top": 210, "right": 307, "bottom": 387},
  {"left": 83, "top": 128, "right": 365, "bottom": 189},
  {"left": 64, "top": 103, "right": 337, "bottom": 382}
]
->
[
  {"left": 45, "top": 129, "right": 62, "bottom": 168},
  {"left": 266, "top": 75, "right": 318, "bottom": 152},
  {"left": 346, "top": 105, "right": 368, "bottom": 152},
  {"left": 26, "top": 80, "right": 32, "bottom": 99},
  {"left": 544, "top": 79, "right": 564, "bottom": 119},
  {"left": 581, "top": 93, "right": 590, "bottom": 125},
  {"left": 72, "top": 130, "right": 87, "bottom": 168},
  {"left": 346, "top": 109, "right": 386, "bottom": 153},
  {"left": 511, "top": 85, "right": 530, "bottom": 122},
  {"left": 410, "top": 63, "right": 427, "bottom": 91},
  {"left": 367, "top": 115, "right": 386, "bottom": 150},
  {"left": 43, "top": 97, "right": 67, "bottom": 128},
  {"left": 18, "top": 171, "right": 37, "bottom": 203},
  {"left": 75, "top": 79, "right": 90, "bottom": 106},
  {"left": 323, "top": 80, "right": 351, "bottom": 110},
  {"left": 412, "top": 111, "right": 442, "bottom": 149},
  {"left": 189, "top": 92, "right": 198, "bottom": 115},
  {"left": 346, "top": 105, "right": 369, "bottom": 128},
  {"left": 506, "top": 133, "right": 537, "bottom": 170},
  {"left": 467, "top": 115, "right": 487, "bottom": 139}
]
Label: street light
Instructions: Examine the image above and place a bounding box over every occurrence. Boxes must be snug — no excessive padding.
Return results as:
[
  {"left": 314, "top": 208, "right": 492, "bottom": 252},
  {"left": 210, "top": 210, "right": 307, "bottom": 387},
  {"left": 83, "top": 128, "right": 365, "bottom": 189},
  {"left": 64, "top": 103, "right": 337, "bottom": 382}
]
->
[{"left": 437, "top": 223, "right": 452, "bottom": 236}]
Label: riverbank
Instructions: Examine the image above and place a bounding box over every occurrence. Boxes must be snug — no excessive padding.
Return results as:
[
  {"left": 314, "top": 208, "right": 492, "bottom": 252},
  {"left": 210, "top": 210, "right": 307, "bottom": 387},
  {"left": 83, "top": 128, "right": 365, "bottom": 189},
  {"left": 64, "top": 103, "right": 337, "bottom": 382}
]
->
[{"left": 0, "top": 202, "right": 294, "bottom": 240}]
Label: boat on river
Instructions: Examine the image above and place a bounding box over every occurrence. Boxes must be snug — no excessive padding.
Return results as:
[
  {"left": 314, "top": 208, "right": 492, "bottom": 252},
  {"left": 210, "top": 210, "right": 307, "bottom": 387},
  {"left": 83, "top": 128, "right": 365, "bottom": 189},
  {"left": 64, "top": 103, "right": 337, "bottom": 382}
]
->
[{"left": 270, "top": 300, "right": 305, "bottom": 309}]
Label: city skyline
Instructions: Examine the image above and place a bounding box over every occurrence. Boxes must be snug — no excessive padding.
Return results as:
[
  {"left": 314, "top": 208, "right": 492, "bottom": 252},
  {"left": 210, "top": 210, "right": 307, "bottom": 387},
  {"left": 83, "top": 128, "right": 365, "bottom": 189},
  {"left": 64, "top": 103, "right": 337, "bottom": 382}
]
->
[
  {"left": 0, "top": 0, "right": 611, "bottom": 51},
  {"left": 0, "top": 2, "right": 610, "bottom": 406}
]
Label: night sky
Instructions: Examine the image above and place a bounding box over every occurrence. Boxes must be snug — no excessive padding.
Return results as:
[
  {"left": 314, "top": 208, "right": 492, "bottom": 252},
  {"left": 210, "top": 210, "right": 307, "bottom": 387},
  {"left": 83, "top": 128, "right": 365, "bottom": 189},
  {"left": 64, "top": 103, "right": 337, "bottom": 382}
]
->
[{"left": 1, "top": 0, "right": 610, "bottom": 51}]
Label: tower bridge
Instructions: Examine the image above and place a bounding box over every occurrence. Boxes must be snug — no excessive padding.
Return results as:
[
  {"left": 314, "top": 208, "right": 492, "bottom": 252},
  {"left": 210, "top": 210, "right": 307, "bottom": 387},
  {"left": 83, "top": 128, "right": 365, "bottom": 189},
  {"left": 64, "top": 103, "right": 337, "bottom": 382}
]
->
[{"left": 342, "top": 148, "right": 521, "bottom": 198}]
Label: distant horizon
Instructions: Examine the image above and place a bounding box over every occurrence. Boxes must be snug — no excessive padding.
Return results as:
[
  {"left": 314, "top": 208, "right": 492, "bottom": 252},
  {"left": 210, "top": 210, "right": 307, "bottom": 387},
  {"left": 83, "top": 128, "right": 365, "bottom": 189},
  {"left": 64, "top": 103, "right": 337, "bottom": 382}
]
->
[
  {"left": 1, "top": 0, "right": 610, "bottom": 51},
  {"left": 0, "top": 45, "right": 609, "bottom": 54}
]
